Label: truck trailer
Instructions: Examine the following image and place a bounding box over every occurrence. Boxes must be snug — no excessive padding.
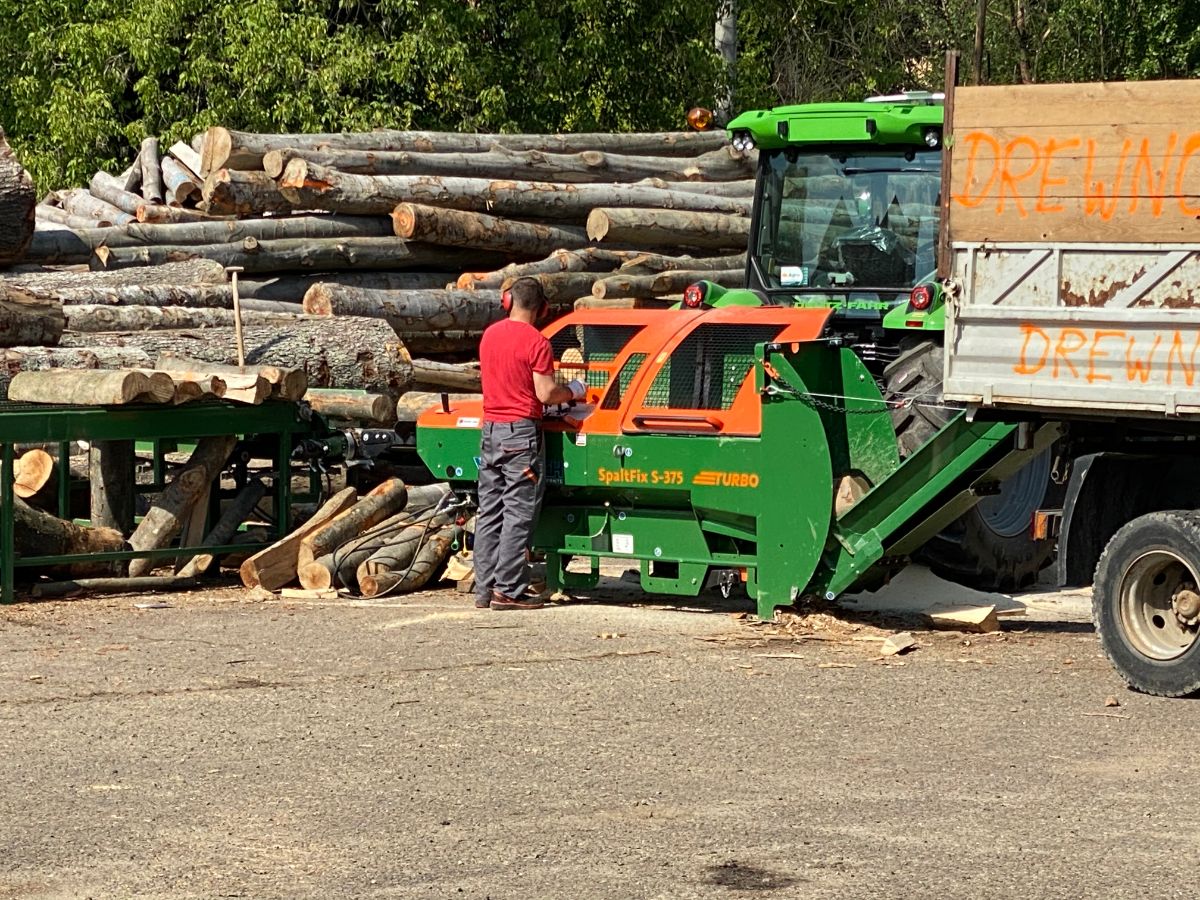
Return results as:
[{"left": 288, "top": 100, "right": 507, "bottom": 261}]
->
[{"left": 417, "top": 76, "right": 1200, "bottom": 697}]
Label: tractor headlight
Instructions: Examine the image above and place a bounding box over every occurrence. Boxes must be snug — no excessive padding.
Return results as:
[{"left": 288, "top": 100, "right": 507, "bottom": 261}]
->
[
  {"left": 730, "top": 130, "right": 756, "bottom": 152},
  {"left": 923, "top": 127, "right": 942, "bottom": 149}
]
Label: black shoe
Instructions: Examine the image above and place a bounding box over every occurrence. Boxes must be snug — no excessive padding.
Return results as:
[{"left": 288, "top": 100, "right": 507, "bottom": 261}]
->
[
  {"left": 474, "top": 595, "right": 492, "bottom": 609},
  {"left": 489, "top": 591, "right": 544, "bottom": 611}
]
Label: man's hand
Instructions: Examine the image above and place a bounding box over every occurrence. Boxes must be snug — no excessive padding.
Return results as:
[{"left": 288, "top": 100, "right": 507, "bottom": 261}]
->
[
  {"left": 566, "top": 379, "right": 587, "bottom": 401},
  {"left": 533, "top": 371, "right": 576, "bottom": 406}
]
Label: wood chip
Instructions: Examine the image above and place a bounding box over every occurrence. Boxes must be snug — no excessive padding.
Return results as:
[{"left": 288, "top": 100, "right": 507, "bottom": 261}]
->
[
  {"left": 752, "top": 652, "right": 805, "bottom": 659},
  {"left": 280, "top": 587, "right": 338, "bottom": 600},
  {"left": 927, "top": 605, "right": 1000, "bottom": 633},
  {"left": 817, "top": 662, "right": 857, "bottom": 669},
  {"left": 1104, "top": 695, "right": 1121, "bottom": 708},
  {"left": 880, "top": 632, "right": 917, "bottom": 656}
]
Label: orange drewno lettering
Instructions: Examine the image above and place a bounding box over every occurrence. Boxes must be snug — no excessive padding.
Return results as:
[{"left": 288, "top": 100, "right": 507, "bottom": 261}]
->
[
  {"left": 1165, "top": 330, "right": 1200, "bottom": 387},
  {"left": 997, "top": 136, "right": 1042, "bottom": 217},
  {"left": 1012, "top": 324, "right": 1051, "bottom": 375},
  {"left": 952, "top": 131, "right": 1002, "bottom": 208},
  {"left": 1129, "top": 133, "right": 1179, "bottom": 217},
  {"left": 1051, "top": 328, "right": 1088, "bottom": 379},
  {"left": 1176, "top": 133, "right": 1200, "bottom": 216},
  {"left": 1084, "top": 137, "right": 1131, "bottom": 221},
  {"left": 1035, "top": 137, "right": 1080, "bottom": 214},
  {"left": 1086, "top": 330, "right": 1125, "bottom": 383},
  {"left": 1126, "top": 334, "right": 1162, "bottom": 383}
]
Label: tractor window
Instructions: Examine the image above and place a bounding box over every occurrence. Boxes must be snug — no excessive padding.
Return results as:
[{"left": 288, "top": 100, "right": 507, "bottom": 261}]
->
[
  {"left": 550, "top": 324, "right": 643, "bottom": 392},
  {"left": 642, "top": 324, "right": 784, "bottom": 411},
  {"left": 755, "top": 149, "right": 941, "bottom": 291}
]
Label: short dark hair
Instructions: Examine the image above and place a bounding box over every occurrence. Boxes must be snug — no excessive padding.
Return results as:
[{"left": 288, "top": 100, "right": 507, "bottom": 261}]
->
[{"left": 508, "top": 276, "right": 545, "bottom": 312}]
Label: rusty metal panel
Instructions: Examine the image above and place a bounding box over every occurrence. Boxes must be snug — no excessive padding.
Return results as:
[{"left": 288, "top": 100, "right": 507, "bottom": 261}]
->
[{"left": 945, "top": 242, "right": 1200, "bottom": 416}]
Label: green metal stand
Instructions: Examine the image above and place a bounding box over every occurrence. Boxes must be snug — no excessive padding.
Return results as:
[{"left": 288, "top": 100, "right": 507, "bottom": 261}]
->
[{"left": 0, "top": 400, "right": 313, "bottom": 603}]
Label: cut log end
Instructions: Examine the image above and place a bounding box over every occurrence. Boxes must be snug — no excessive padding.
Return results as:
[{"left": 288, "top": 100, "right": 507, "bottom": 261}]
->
[
  {"left": 14, "top": 448, "right": 54, "bottom": 499},
  {"left": 297, "top": 561, "right": 335, "bottom": 591}
]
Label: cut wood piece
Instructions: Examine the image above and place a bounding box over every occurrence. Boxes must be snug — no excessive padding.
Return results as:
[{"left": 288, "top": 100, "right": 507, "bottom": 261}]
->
[
  {"left": 135, "top": 204, "right": 233, "bottom": 224},
  {"left": 203, "top": 126, "right": 727, "bottom": 173},
  {"left": 215, "top": 373, "right": 270, "bottom": 405},
  {"left": 0, "top": 131, "right": 37, "bottom": 266},
  {"left": 279, "top": 587, "right": 338, "bottom": 600},
  {"left": 297, "top": 478, "right": 410, "bottom": 571},
  {"left": 135, "top": 370, "right": 177, "bottom": 404},
  {"left": 167, "top": 141, "right": 203, "bottom": 178},
  {"left": 89, "top": 439, "right": 135, "bottom": 533},
  {"left": 127, "top": 435, "right": 237, "bottom": 577},
  {"left": 592, "top": 268, "right": 744, "bottom": 299},
  {"left": 586, "top": 207, "right": 751, "bottom": 250},
  {"left": 8, "top": 368, "right": 152, "bottom": 405},
  {"left": 358, "top": 525, "right": 457, "bottom": 597},
  {"left": 155, "top": 352, "right": 308, "bottom": 400},
  {"left": 161, "top": 156, "right": 201, "bottom": 205},
  {"left": 302, "top": 283, "right": 503, "bottom": 333},
  {"left": 456, "top": 247, "right": 639, "bottom": 290},
  {"left": 304, "top": 389, "right": 396, "bottom": 425},
  {"left": 139, "top": 137, "right": 164, "bottom": 203},
  {"left": 395, "top": 392, "right": 480, "bottom": 423},
  {"left": 15, "top": 496, "right": 124, "bottom": 576},
  {"left": 0, "top": 286, "right": 64, "bottom": 346},
  {"left": 617, "top": 251, "right": 747, "bottom": 274},
  {"left": 177, "top": 477, "right": 268, "bottom": 577},
  {"left": 202, "top": 168, "right": 294, "bottom": 215},
  {"left": 59, "top": 318, "right": 410, "bottom": 395},
  {"left": 88, "top": 236, "right": 496, "bottom": 275},
  {"left": 927, "top": 605, "right": 1001, "bottom": 633},
  {"left": 0, "top": 347, "right": 151, "bottom": 399},
  {"left": 13, "top": 448, "right": 56, "bottom": 509},
  {"left": 89, "top": 171, "right": 144, "bottom": 216},
  {"left": 391, "top": 203, "right": 589, "bottom": 255},
  {"left": 410, "top": 360, "right": 481, "bottom": 392},
  {"left": 32, "top": 576, "right": 207, "bottom": 599},
  {"left": 278, "top": 162, "right": 752, "bottom": 218},
  {"left": 61, "top": 188, "right": 133, "bottom": 227},
  {"left": 239, "top": 486, "right": 358, "bottom": 590}
]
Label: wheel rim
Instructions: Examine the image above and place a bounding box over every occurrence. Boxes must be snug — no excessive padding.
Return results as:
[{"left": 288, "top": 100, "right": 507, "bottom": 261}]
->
[
  {"left": 976, "top": 447, "right": 1053, "bottom": 539},
  {"left": 1117, "top": 549, "right": 1200, "bottom": 661}
]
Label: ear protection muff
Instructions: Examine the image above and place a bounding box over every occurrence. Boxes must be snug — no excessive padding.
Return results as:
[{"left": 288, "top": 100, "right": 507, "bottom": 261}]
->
[
  {"left": 501, "top": 289, "right": 513, "bottom": 312},
  {"left": 500, "top": 288, "right": 549, "bottom": 321}
]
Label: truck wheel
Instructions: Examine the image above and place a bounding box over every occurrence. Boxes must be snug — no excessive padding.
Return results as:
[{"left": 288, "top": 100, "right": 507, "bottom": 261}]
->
[
  {"left": 882, "top": 340, "right": 1056, "bottom": 591},
  {"left": 1093, "top": 511, "right": 1200, "bottom": 697}
]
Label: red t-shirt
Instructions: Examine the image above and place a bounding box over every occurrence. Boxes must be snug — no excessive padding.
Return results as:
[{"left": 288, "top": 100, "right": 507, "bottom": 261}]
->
[{"left": 480, "top": 319, "right": 554, "bottom": 423}]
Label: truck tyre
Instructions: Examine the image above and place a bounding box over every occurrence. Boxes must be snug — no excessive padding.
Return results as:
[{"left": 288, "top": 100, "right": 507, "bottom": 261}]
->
[
  {"left": 1093, "top": 511, "right": 1200, "bottom": 697},
  {"left": 882, "top": 340, "right": 1056, "bottom": 591}
]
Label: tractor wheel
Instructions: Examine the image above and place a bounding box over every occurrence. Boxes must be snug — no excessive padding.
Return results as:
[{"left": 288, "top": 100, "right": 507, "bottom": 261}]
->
[
  {"left": 1093, "top": 511, "right": 1200, "bottom": 697},
  {"left": 882, "top": 340, "right": 1057, "bottom": 591}
]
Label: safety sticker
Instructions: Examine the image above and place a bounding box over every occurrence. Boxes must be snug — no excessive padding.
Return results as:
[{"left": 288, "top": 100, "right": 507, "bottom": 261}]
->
[
  {"left": 780, "top": 265, "right": 809, "bottom": 286},
  {"left": 575, "top": 433, "right": 587, "bottom": 447},
  {"left": 611, "top": 533, "right": 634, "bottom": 554},
  {"left": 456, "top": 417, "right": 481, "bottom": 428}
]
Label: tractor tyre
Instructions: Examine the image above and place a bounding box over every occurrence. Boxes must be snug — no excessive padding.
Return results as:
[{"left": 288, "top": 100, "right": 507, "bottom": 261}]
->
[
  {"left": 1093, "top": 511, "right": 1200, "bottom": 697},
  {"left": 882, "top": 339, "right": 1057, "bottom": 592}
]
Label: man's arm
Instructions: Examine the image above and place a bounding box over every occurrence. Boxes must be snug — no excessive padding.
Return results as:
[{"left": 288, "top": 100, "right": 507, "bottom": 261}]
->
[{"left": 534, "top": 371, "right": 578, "bottom": 406}]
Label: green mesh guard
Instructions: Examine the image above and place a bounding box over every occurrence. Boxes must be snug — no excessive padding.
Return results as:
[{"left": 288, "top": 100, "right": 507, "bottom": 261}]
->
[
  {"left": 600, "top": 353, "right": 648, "bottom": 410},
  {"left": 550, "top": 324, "right": 642, "bottom": 390},
  {"left": 643, "top": 324, "right": 784, "bottom": 410}
]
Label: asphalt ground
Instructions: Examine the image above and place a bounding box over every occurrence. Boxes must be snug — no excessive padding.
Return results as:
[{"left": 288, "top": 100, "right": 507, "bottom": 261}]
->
[{"left": 0, "top": 576, "right": 1194, "bottom": 900}]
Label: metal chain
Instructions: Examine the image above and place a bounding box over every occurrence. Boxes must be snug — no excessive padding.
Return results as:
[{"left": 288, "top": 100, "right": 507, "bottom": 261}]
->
[{"left": 763, "top": 371, "right": 960, "bottom": 416}]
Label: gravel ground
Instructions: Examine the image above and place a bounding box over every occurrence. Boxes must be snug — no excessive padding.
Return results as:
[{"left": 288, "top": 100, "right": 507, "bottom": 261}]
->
[{"left": 0, "top": 575, "right": 1194, "bottom": 899}]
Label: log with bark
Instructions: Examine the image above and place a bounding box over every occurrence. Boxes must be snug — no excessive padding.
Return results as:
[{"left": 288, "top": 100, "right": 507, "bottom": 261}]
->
[
  {"left": 637, "top": 177, "right": 755, "bottom": 197},
  {"left": 0, "top": 287, "right": 64, "bottom": 346},
  {"left": 0, "top": 346, "right": 151, "bottom": 399},
  {"left": 263, "top": 144, "right": 753, "bottom": 183},
  {"left": 391, "top": 203, "right": 590, "bottom": 255},
  {"left": 155, "top": 352, "right": 308, "bottom": 401},
  {"left": 15, "top": 496, "right": 125, "bottom": 575},
  {"left": 0, "top": 130, "right": 36, "bottom": 267},
  {"left": 64, "top": 304, "right": 313, "bottom": 334},
  {"left": 512, "top": 271, "right": 609, "bottom": 304},
  {"left": 304, "top": 389, "right": 396, "bottom": 425},
  {"left": 61, "top": 189, "right": 133, "bottom": 227},
  {"left": 3, "top": 257, "right": 227, "bottom": 292},
  {"left": 161, "top": 156, "right": 201, "bottom": 205},
  {"left": 202, "top": 168, "right": 296, "bottom": 215},
  {"left": 89, "top": 236, "right": 499, "bottom": 275},
  {"left": 302, "top": 284, "right": 503, "bottom": 333},
  {"left": 586, "top": 208, "right": 751, "bottom": 250},
  {"left": 176, "top": 477, "right": 267, "bottom": 577},
  {"left": 32, "top": 575, "right": 209, "bottom": 599},
  {"left": 455, "top": 247, "right": 640, "bottom": 290},
  {"left": 120, "top": 161, "right": 142, "bottom": 194},
  {"left": 139, "top": 138, "right": 164, "bottom": 204},
  {"left": 235, "top": 271, "right": 451, "bottom": 302},
  {"left": 573, "top": 296, "right": 676, "bottom": 311},
  {"left": 357, "top": 524, "right": 456, "bottom": 598},
  {"left": 591, "top": 268, "right": 744, "bottom": 299},
  {"left": 135, "top": 204, "right": 233, "bottom": 225},
  {"left": 59, "top": 317, "right": 412, "bottom": 395},
  {"left": 239, "top": 486, "right": 358, "bottom": 590},
  {"left": 8, "top": 368, "right": 156, "bottom": 405},
  {"left": 90, "top": 439, "right": 135, "bottom": 533},
  {"left": 89, "top": 172, "right": 144, "bottom": 216},
  {"left": 395, "top": 392, "right": 480, "bottom": 423},
  {"left": 168, "top": 142, "right": 203, "bottom": 179},
  {"left": 615, "top": 250, "right": 746, "bottom": 274},
  {"left": 127, "top": 435, "right": 238, "bottom": 577},
  {"left": 203, "top": 127, "right": 727, "bottom": 173},
  {"left": 409, "top": 360, "right": 481, "bottom": 392},
  {"left": 278, "top": 162, "right": 752, "bottom": 218},
  {"left": 296, "top": 477, "right": 410, "bottom": 570},
  {"left": 34, "top": 204, "right": 95, "bottom": 230},
  {"left": 13, "top": 448, "right": 56, "bottom": 510}
]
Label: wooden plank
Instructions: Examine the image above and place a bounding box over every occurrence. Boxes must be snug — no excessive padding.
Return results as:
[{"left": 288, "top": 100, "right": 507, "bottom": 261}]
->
[
  {"left": 952, "top": 80, "right": 1200, "bottom": 128},
  {"left": 949, "top": 197, "right": 1200, "bottom": 243}
]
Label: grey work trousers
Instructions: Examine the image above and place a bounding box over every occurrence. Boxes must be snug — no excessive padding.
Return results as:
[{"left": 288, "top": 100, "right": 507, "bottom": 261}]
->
[{"left": 474, "top": 419, "right": 545, "bottom": 604}]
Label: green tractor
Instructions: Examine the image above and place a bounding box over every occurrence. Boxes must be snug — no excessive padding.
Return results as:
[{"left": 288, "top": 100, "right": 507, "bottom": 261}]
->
[{"left": 690, "top": 93, "right": 1057, "bottom": 591}]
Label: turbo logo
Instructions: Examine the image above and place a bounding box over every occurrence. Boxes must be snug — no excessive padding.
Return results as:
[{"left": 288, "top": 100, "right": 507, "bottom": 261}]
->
[{"left": 692, "top": 470, "right": 760, "bottom": 488}]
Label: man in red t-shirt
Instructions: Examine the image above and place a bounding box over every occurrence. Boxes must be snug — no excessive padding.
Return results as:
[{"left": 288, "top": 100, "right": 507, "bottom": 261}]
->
[{"left": 474, "top": 277, "right": 584, "bottom": 610}]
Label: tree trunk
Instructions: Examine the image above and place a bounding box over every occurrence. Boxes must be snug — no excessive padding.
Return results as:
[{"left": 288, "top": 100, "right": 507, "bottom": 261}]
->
[
  {"left": 161, "top": 156, "right": 201, "bottom": 205},
  {"left": 60, "top": 317, "right": 413, "bottom": 395},
  {"left": 154, "top": 352, "right": 308, "bottom": 401},
  {"left": 89, "top": 172, "right": 144, "bottom": 216},
  {"left": 402, "top": 332, "right": 482, "bottom": 355},
  {"left": 297, "top": 477, "right": 410, "bottom": 570},
  {"left": 636, "top": 177, "right": 754, "bottom": 197},
  {"left": 391, "top": 203, "right": 590, "bottom": 255},
  {"left": 136, "top": 204, "right": 233, "bottom": 224},
  {"left": 26, "top": 283, "right": 237, "bottom": 309},
  {"left": 15, "top": 495, "right": 124, "bottom": 560},
  {"left": 592, "top": 268, "right": 744, "bottom": 298},
  {"left": 64, "top": 303, "right": 312, "bottom": 334},
  {"left": 168, "top": 141, "right": 203, "bottom": 177},
  {"left": 139, "top": 137, "right": 164, "bottom": 204},
  {"left": 32, "top": 575, "right": 209, "bottom": 599},
  {"left": 455, "top": 247, "right": 640, "bottom": 290},
  {"left": 278, "top": 161, "right": 752, "bottom": 218},
  {"left": 409, "top": 360, "right": 481, "bottom": 392},
  {"left": 13, "top": 448, "right": 56, "bottom": 510},
  {"left": 89, "top": 439, "right": 135, "bottom": 533},
  {"left": 303, "top": 284, "right": 503, "bottom": 333},
  {"left": 304, "top": 389, "right": 396, "bottom": 425},
  {"left": 519, "top": 271, "right": 610, "bottom": 304},
  {"left": 358, "top": 525, "right": 456, "bottom": 597},
  {"left": 236, "top": 271, "right": 450, "bottom": 303},
  {"left": 35, "top": 204, "right": 95, "bottom": 230},
  {"left": 4, "top": 257, "right": 227, "bottom": 291},
  {"left": 0, "top": 130, "right": 36, "bottom": 266},
  {"left": 89, "top": 236, "right": 497, "bottom": 275},
  {"left": 574, "top": 296, "right": 676, "bottom": 311},
  {"left": 395, "top": 392, "right": 480, "bottom": 423},
  {"left": 121, "top": 161, "right": 142, "bottom": 194},
  {"left": 203, "top": 126, "right": 728, "bottom": 173},
  {"left": 8, "top": 369, "right": 154, "bottom": 405},
  {"left": 61, "top": 189, "right": 133, "bottom": 227},
  {"left": 239, "top": 486, "right": 358, "bottom": 590},
  {"left": 615, "top": 250, "right": 746, "bottom": 274},
  {"left": 0, "top": 347, "right": 151, "bottom": 399},
  {"left": 202, "top": 168, "right": 296, "bottom": 215},
  {"left": 127, "top": 434, "right": 237, "bottom": 577},
  {"left": 263, "top": 144, "right": 753, "bottom": 182},
  {"left": 586, "top": 208, "right": 750, "bottom": 250},
  {"left": 176, "top": 477, "right": 267, "bottom": 577},
  {"left": 0, "top": 287, "right": 64, "bottom": 346}
]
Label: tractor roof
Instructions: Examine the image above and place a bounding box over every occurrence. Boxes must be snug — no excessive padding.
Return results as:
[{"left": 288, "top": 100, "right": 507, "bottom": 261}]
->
[{"left": 727, "top": 95, "right": 944, "bottom": 151}]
